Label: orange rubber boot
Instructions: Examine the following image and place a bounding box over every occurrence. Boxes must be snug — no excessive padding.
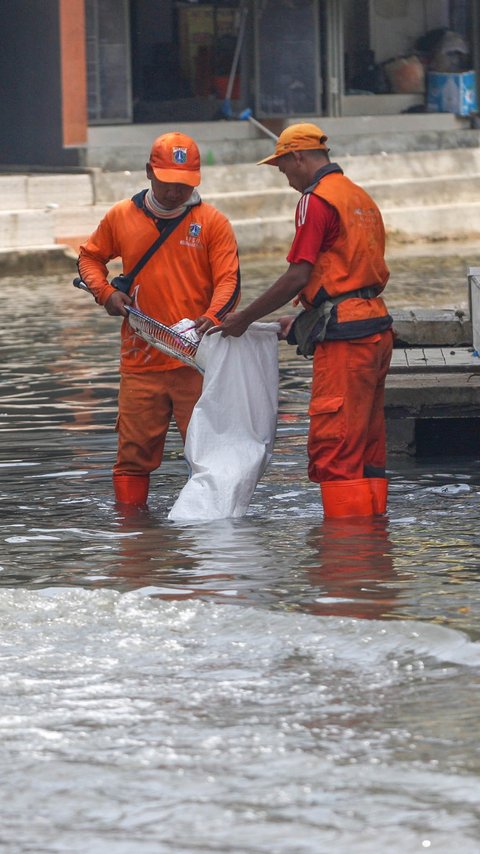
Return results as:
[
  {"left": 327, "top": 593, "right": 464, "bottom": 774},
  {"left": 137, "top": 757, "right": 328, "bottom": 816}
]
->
[
  {"left": 113, "top": 474, "right": 149, "bottom": 506},
  {"left": 320, "top": 478, "right": 374, "bottom": 518},
  {"left": 368, "top": 477, "right": 388, "bottom": 515}
]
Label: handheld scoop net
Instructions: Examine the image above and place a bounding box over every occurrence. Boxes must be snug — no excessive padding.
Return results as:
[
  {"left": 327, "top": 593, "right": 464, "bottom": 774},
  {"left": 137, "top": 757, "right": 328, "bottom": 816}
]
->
[
  {"left": 73, "top": 277, "right": 202, "bottom": 373},
  {"left": 126, "top": 306, "right": 202, "bottom": 372}
]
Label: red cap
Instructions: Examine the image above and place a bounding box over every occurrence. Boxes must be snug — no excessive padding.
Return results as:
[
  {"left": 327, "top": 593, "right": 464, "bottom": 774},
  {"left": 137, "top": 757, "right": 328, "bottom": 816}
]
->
[{"left": 149, "top": 132, "right": 201, "bottom": 186}]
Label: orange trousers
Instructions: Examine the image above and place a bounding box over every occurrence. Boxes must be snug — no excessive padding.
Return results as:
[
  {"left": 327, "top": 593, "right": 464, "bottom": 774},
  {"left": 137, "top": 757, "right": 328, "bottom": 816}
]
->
[
  {"left": 113, "top": 368, "right": 203, "bottom": 477},
  {"left": 307, "top": 330, "right": 393, "bottom": 483}
]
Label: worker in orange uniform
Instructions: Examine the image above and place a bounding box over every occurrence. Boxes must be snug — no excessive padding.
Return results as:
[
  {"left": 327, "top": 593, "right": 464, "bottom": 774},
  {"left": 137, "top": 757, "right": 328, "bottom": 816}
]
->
[
  {"left": 210, "top": 123, "right": 393, "bottom": 518},
  {"left": 78, "top": 132, "right": 241, "bottom": 507}
]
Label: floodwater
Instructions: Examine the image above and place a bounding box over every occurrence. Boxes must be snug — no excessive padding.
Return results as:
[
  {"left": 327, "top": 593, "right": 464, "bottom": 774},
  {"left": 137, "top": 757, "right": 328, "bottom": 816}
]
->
[{"left": 1, "top": 248, "right": 480, "bottom": 853}]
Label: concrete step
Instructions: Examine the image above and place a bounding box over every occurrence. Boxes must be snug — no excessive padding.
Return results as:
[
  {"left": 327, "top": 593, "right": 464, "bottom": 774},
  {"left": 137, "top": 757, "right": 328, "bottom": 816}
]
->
[
  {"left": 203, "top": 188, "right": 297, "bottom": 220},
  {"left": 334, "top": 147, "right": 480, "bottom": 183},
  {"left": 3, "top": 145, "right": 480, "bottom": 254},
  {"left": 3, "top": 146, "right": 480, "bottom": 209},
  {"left": 84, "top": 114, "right": 479, "bottom": 167},
  {"left": 366, "top": 175, "right": 480, "bottom": 208},
  {"left": 5, "top": 144, "right": 480, "bottom": 199},
  {"left": 0, "top": 210, "right": 55, "bottom": 249},
  {"left": 0, "top": 173, "right": 93, "bottom": 211},
  {"left": 89, "top": 147, "right": 480, "bottom": 200},
  {"left": 3, "top": 195, "right": 480, "bottom": 254},
  {"left": 382, "top": 200, "right": 480, "bottom": 242}
]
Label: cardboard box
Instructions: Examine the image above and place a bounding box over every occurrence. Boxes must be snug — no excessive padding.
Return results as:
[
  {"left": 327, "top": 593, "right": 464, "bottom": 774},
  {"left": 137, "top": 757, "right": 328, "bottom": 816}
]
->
[{"left": 427, "top": 70, "right": 478, "bottom": 116}]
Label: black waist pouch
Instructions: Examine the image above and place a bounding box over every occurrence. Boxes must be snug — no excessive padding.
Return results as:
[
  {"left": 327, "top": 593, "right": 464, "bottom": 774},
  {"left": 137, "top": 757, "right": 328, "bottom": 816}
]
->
[{"left": 289, "top": 302, "right": 334, "bottom": 358}]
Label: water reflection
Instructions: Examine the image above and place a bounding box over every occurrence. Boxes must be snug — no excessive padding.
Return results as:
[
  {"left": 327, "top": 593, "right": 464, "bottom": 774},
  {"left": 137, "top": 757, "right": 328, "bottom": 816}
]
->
[
  {"left": 1, "top": 259, "right": 480, "bottom": 638},
  {"left": 303, "top": 516, "right": 399, "bottom": 620},
  {"left": 2, "top": 258, "right": 480, "bottom": 854}
]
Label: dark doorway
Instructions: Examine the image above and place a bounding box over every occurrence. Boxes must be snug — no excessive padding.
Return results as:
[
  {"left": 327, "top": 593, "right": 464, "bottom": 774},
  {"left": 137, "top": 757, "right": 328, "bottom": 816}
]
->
[
  {"left": 129, "top": 0, "right": 244, "bottom": 124},
  {"left": 415, "top": 418, "right": 480, "bottom": 457}
]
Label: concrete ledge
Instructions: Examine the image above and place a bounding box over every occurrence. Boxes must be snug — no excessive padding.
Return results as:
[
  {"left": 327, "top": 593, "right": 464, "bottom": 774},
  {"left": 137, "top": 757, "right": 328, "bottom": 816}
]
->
[
  {"left": 204, "top": 188, "right": 297, "bottom": 220},
  {"left": 385, "top": 372, "right": 480, "bottom": 418},
  {"left": 0, "top": 245, "right": 77, "bottom": 276},
  {"left": 86, "top": 138, "right": 277, "bottom": 171},
  {"left": 52, "top": 205, "right": 111, "bottom": 237},
  {"left": 229, "top": 216, "right": 294, "bottom": 253},
  {"left": 87, "top": 120, "right": 255, "bottom": 146},
  {"left": 0, "top": 175, "right": 29, "bottom": 210},
  {"left": 84, "top": 116, "right": 479, "bottom": 167},
  {"left": 0, "top": 210, "right": 55, "bottom": 248},
  {"left": 295, "top": 113, "right": 472, "bottom": 135},
  {"left": 0, "top": 174, "right": 94, "bottom": 211},
  {"left": 383, "top": 201, "right": 480, "bottom": 241},
  {"left": 391, "top": 309, "right": 471, "bottom": 346},
  {"left": 27, "top": 174, "right": 93, "bottom": 209},
  {"left": 367, "top": 175, "right": 480, "bottom": 208}
]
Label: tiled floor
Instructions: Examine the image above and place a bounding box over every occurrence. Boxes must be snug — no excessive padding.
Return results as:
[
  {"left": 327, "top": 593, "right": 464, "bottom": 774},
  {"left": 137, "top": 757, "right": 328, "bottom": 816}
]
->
[{"left": 390, "top": 347, "right": 480, "bottom": 373}]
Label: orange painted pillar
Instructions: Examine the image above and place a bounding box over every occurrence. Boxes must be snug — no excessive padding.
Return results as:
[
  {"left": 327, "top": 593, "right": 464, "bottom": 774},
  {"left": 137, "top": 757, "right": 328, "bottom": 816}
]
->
[{"left": 59, "top": 0, "right": 87, "bottom": 147}]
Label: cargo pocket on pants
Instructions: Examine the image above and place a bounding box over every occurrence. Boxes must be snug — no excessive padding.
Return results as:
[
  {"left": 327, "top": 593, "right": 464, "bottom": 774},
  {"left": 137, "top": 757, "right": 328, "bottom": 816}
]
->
[{"left": 308, "top": 396, "right": 345, "bottom": 440}]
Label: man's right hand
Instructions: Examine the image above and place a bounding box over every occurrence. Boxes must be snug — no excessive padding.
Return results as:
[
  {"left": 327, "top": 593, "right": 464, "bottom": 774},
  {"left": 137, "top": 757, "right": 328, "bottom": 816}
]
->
[
  {"left": 207, "top": 310, "right": 251, "bottom": 338},
  {"left": 105, "top": 290, "right": 132, "bottom": 317}
]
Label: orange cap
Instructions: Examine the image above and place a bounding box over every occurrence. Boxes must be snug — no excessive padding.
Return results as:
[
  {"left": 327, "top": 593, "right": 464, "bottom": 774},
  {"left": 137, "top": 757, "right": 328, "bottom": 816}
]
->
[
  {"left": 257, "top": 123, "right": 329, "bottom": 166},
  {"left": 149, "top": 132, "right": 201, "bottom": 186}
]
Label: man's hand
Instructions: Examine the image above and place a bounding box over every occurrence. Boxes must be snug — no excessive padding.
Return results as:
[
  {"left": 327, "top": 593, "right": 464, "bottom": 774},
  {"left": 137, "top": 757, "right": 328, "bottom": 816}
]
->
[
  {"left": 193, "top": 316, "right": 214, "bottom": 336},
  {"left": 207, "top": 262, "right": 312, "bottom": 339},
  {"left": 277, "top": 315, "right": 296, "bottom": 340},
  {"left": 207, "top": 310, "right": 251, "bottom": 338},
  {"left": 105, "top": 290, "right": 132, "bottom": 317}
]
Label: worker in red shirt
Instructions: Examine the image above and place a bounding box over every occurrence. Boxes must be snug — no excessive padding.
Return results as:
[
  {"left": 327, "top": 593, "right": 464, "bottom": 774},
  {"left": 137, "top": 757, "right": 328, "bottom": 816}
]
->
[
  {"left": 78, "top": 132, "right": 240, "bottom": 507},
  {"left": 211, "top": 123, "right": 393, "bottom": 518}
]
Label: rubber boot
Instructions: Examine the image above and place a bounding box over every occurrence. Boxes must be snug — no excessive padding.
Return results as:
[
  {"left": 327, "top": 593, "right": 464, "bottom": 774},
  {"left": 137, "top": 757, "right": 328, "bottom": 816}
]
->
[
  {"left": 320, "top": 478, "right": 374, "bottom": 518},
  {"left": 113, "top": 474, "right": 149, "bottom": 506},
  {"left": 368, "top": 477, "right": 388, "bottom": 515}
]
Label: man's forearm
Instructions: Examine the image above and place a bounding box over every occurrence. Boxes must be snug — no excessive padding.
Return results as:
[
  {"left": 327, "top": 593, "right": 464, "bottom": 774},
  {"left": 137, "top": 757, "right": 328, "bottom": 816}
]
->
[
  {"left": 208, "top": 261, "right": 312, "bottom": 337},
  {"left": 241, "top": 262, "right": 312, "bottom": 323}
]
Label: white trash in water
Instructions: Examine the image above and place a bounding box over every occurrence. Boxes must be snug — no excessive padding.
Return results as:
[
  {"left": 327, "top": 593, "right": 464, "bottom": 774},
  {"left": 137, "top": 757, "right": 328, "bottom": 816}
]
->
[{"left": 427, "top": 483, "right": 471, "bottom": 496}]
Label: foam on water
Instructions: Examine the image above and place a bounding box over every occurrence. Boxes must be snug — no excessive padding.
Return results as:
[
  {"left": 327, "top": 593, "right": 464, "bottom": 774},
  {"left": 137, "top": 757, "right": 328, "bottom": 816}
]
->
[
  {"left": 2, "top": 586, "right": 480, "bottom": 668},
  {"left": 0, "top": 590, "right": 479, "bottom": 852},
  {"left": 3, "top": 268, "right": 480, "bottom": 851}
]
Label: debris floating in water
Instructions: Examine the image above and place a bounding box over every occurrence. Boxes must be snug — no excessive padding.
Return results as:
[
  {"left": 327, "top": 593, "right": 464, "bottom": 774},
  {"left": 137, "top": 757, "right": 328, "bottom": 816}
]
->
[{"left": 427, "top": 483, "right": 471, "bottom": 496}]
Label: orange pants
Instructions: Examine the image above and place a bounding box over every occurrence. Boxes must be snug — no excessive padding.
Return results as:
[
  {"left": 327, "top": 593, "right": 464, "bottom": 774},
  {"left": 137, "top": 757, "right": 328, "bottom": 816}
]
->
[
  {"left": 307, "top": 330, "right": 393, "bottom": 482},
  {"left": 113, "top": 368, "right": 203, "bottom": 477}
]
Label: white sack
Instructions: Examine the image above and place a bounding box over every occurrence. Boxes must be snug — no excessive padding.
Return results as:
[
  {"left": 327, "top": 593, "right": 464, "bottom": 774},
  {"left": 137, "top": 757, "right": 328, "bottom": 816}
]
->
[{"left": 168, "top": 322, "right": 279, "bottom": 521}]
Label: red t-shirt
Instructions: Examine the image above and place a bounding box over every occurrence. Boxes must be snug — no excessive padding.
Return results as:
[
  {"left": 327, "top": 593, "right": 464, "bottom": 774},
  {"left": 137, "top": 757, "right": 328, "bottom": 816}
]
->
[{"left": 287, "top": 192, "right": 340, "bottom": 265}]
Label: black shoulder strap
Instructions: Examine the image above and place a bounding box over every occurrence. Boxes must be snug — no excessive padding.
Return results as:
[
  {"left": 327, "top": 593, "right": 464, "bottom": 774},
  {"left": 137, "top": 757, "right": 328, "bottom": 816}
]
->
[{"left": 111, "top": 206, "right": 191, "bottom": 294}]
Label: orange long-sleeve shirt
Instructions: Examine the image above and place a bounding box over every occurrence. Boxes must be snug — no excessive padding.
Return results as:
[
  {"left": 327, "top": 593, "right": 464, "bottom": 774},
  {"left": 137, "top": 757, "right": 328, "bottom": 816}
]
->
[{"left": 78, "top": 191, "right": 241, "bottom": 372}]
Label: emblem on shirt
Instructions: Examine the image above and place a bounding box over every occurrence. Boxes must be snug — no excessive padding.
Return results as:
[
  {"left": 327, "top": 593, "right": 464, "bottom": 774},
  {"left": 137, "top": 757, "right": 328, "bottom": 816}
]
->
[
  {"left": 173, "top": 146, "right": 187, "bottom": 164},
  {"left": 189, "top": 223, "right": 202, "bottom": 238}
]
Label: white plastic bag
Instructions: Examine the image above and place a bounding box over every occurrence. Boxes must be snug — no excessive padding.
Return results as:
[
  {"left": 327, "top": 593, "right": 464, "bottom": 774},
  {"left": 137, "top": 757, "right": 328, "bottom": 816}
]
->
[{"left": 168, "top": 322, "right": 279, "bottom": 521}]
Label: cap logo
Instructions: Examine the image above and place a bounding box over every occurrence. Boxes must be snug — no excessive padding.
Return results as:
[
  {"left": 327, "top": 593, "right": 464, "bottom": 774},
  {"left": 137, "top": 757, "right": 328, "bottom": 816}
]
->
[{"left": 173, "top": 146, "right": 187, "bottom": 165}]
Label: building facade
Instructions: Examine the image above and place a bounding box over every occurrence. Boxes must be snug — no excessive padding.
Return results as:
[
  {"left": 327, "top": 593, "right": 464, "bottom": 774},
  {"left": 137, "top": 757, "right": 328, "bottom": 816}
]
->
[{"left": 1, "top": 0, "right": 479, "bottom": 167}]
